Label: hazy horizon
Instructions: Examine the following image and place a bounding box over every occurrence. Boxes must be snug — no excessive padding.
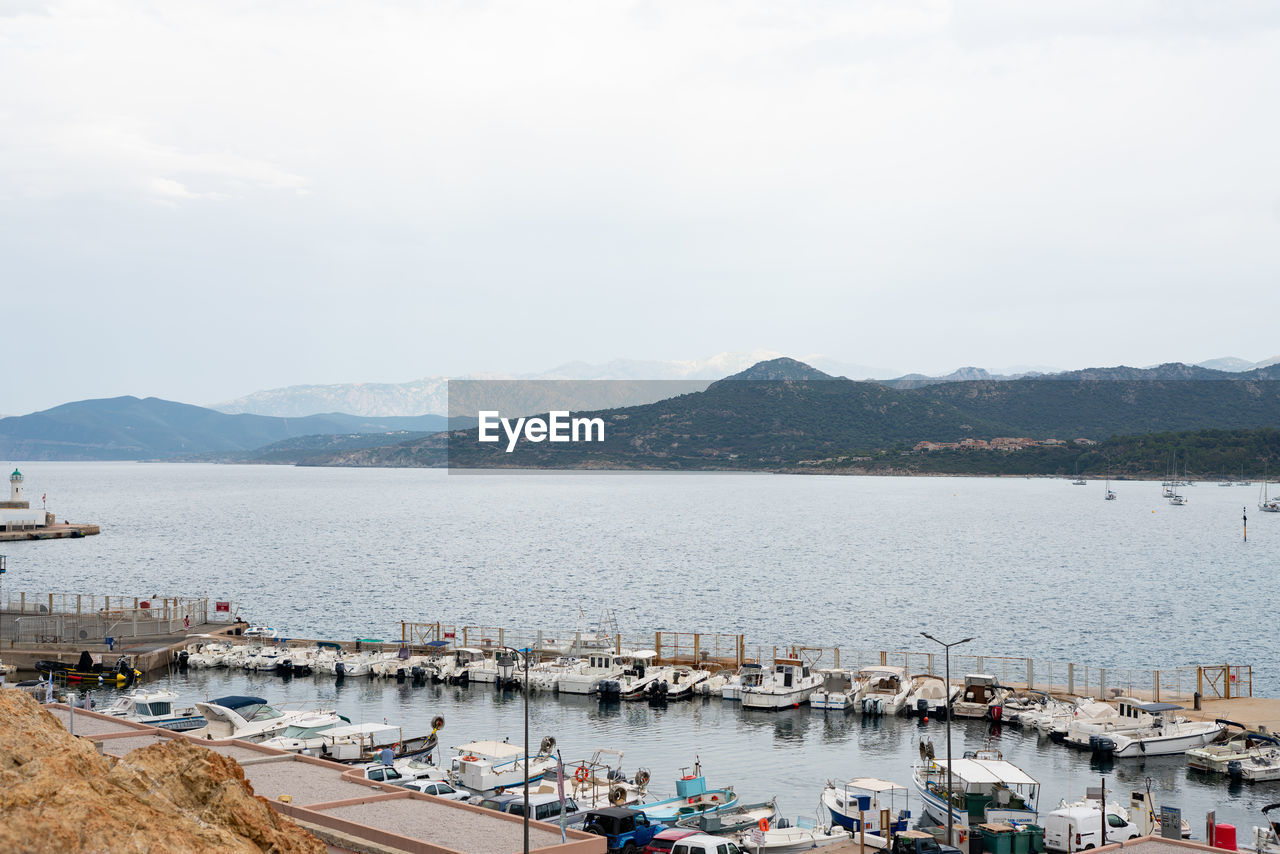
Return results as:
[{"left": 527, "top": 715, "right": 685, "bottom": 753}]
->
[{"left": 5, "top": 1, "right": 1279, "bottom": 414}]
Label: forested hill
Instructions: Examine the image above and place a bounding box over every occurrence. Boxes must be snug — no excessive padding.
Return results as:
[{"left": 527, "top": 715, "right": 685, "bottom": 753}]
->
[{"left": 300, "top": 358, "right": 1280, "bottom": 473}]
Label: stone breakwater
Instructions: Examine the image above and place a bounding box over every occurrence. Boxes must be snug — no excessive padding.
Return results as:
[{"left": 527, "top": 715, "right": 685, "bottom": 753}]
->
[{"left": 0, "top": 689, "right": 325, "bottom": 854}]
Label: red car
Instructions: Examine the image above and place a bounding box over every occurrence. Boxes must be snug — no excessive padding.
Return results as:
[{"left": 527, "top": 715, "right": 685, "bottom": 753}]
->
[{"left": 644, "top": 829, "right": 702, "bottom": 854}]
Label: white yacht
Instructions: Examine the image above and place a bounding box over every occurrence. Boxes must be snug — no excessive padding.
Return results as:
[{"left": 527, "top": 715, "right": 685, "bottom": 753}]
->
[
  {"left": 1063, "top": 698, "right": 1156, "bottom": 748},
  {"left": 189, "top": 696, "right": 343, "bottom": 743},
  {"left": 855, "top": 666, "right": 911, "bottom": 716},
  {"left": 741, "top": 658, "right": 822, "bottom": 710},
  {"left": 811, "top": 669, "right": 856, "bottom": 712},
  {"left": 261, "top": 721, "right": 436, "bottom": 763}
]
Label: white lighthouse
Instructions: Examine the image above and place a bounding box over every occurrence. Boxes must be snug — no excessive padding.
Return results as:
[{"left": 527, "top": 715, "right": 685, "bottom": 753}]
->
[{"left": 9, "top": 469, "right": 24, "bottom": 505}]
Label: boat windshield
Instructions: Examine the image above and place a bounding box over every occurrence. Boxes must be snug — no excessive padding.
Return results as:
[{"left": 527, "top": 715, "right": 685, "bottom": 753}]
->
[{"left": 247, "top": 705, "right": 283, "bottom": 721}]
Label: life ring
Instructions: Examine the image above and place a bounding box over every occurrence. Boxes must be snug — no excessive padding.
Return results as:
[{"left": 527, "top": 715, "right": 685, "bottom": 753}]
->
[
  {"left": 759, "top": 819, "right": 770, "bottom": 832},
  {"left": 462, "top": 755, "right": 479, "bottom": 762},
  {"left": 574, "top": 765, "right": 591, "bottom": 783}
]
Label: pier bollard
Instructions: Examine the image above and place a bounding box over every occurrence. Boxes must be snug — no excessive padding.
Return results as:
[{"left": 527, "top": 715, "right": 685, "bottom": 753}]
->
[{"left": 1194, "top": 691, "right": 1201, "bottom": 711}]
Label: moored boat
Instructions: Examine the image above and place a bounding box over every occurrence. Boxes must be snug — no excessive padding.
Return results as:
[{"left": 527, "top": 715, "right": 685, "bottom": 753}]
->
[
  {"left": 100, "top": 690, "right": 205, "bottom": 731},
  {"left": 820, "top": 777, "right": 910, "bottom": 838},
  {"left": 741, "top": 659, "right": 821, "bottom": 711},
  {"left": 912, "top": 749, "right": 1039, "bottom": 829},
  {"left": 640, "top": 761, "right": 739, "bottom": 825}
]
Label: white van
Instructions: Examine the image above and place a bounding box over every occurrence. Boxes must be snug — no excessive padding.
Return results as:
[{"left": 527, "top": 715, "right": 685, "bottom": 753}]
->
[{"left": 1044, "top": 805, "right": 1140, "bottom": 851}]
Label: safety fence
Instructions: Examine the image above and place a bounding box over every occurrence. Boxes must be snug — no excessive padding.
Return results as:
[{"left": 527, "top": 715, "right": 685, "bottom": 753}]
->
[
  {"left": 395, "top": 620, "right": 1251, "bottom": 701},
  {"left": 1, "top": 592, "right": 228, "bottom": 643}
]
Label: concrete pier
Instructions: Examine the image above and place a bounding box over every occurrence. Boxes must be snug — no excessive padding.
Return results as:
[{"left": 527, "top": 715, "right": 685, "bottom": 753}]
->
[{"left": 0, "top": 522, "right": 100, "bottom": 541}]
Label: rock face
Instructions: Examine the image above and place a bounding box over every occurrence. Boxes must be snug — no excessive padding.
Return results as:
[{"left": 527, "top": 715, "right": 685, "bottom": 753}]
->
[{"left": 0, "top": 690, "right": 326, "bottom": 854}]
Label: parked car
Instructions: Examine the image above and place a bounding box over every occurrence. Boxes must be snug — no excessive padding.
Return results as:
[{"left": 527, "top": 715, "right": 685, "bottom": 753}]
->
[
  {"left": 400, "top": 779, "right": 470, "bottom": 801},
  {"left": 504, "top": 792, "right": 585, "bottom": 824},
  {"left": 581, "top": 807, "right": 662, "bottom": 854},
  {"left": 645, "top": 829, "right": 703, "bottom": 854},
  {"left": 890, "top": 829, "right": 964, "bottom": 854}
]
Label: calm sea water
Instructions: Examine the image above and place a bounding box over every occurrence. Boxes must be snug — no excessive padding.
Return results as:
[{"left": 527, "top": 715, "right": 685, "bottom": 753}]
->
[{"left": 4, "top": 463, "right": 1275, "bottom": 833}]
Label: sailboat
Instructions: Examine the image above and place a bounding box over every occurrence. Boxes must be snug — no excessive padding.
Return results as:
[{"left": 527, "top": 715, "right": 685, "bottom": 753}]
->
[
  {"left": 1260, "top": 483, "right": 1280, "bottom": 513},
  {"left": 1104, "top": 479, "right": 1117, "bottom": 501},
  {"left": 1072, "top": 461, "right": 1086, "bottom": 486}
]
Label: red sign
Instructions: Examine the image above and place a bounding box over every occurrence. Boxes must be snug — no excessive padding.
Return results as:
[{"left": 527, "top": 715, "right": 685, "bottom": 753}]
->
[
  {"left": 215, "top": 601, "right": 231, "bottom": 613},
  {"left": 443, "top": 631, "right": 455, "bottom": 639}
]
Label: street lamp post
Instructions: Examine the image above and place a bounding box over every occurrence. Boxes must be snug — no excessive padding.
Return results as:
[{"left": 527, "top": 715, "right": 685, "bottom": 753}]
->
[
  {"left": 921, "top": 632, "right": 974, "bottom": 848},
  {"left": 498, "top": 646, "right": 532, "bottom": 854}
]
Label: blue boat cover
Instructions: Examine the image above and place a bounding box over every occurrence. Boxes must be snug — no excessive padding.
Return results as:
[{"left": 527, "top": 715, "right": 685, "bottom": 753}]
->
[{"left": 212, "top": 695, "right": 268, "bottom": 709}]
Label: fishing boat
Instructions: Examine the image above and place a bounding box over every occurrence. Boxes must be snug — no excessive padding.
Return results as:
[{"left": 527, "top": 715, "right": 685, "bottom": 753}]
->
[
  {"left": 741, "top": 659, "right": 821, "bottom": 710},
  {"left": 950, "top": 674, "right": 1008, "bottom": 720},
  {"left": 100, "top": 690, "right": 205, "bottom": 731},
  {"left": 558, "top": 652, "right": 628, "bottom": 695},
  {"left": 810, "top": 669, "right": 856, "bottom": 712},
  {"left": 855, "top": 666, "right": 911, "bottom": 716},
  {"left": 35, "top": 651, "right": 140, "bottom": 687},
  {"left": 189, "top": 696, "right": 343, "bottom": 743},
  {"left": 446, "top": 736, "right": 560, "bottom": 795},
  {"left": 820, "top": 778, "right": 911, "bottom": 837},
  {"left": 912, "top": 748, "right": 1039, "bottom": 829},
  {"left": 639, "top": 760, "right": 739, "bottom": 825},
  {"left": 565, "top": 748, "right": 651, "bottom": 809},
  {"left": 1090, "top": 704, "right": 1223, "bottom": 757}
]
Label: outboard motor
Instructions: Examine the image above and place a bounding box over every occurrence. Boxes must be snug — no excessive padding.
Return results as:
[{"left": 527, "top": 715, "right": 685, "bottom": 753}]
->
[
  {"left": 177, "top": 650, "right": 189, "bottom": 670},
  {"left": 916, "top": 698, "right": 930, "bottom": 716},
  {"left": 599, "top": 679, "right": 621, "bottom": 701},
  {"left": 1089, "top": 735, "right": 1116, "bottom": 755},
  {"left": 396, "top": 667, "right": 407, "bottom": 684},
  {"left": 335, "top": 661, "right": 346, "bottom": 680},
  {"left": 411, "top": 665, "right": 425, "bottom": 684},
  {"left": 989, "top": 704, "right": 1003, "bottom": 722},
  {"left": 1228, "top": 760, "right": 1243, "bottom": 778}
]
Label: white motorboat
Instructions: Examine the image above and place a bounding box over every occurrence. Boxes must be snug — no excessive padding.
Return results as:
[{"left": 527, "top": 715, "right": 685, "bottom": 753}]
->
[
  {"left": 261, "top": 721, "right": 438, "bottom": 763},
  {"left": 558, "top": 652, "right": 630, "bottom": 695},
  {"left": 243, "top": 626, "right": 277, "bottom": 640},
  {"left": 741, "top": 659, "right": 822, "bottom": 710},
  {"left": 950, "top": 674, "right": 1009, "bottom": 720},
  {"left": 811, "top": 669, "right": 856, "bottom": 712},
  {"left": 1095, "top": 705, "right": 1224, "bottom": 758},
  {"left": 1169, "top": 493, "right": 1188, "bottom": 505},
  {"left": 100, "top": 690, "right": 205, "bottom": 732},
  {"left": 820, "top": 777, "right": 911, "bottom": 837},
  {"left": 721, "top": 663, "right": 766, "bottom": 702},
  {"left": 1227, "top": 748, "right": 1280, "bottom": 782},
  {"left": 737, "top": 819, "right": 851, "bottom": 854},
  {"left": 447, "top": 738, "right": 560, "bottom": 795},
  {"left": 526, "top": 655, "right": 587, "bottom": 692},
  {"left": 904, "top": 674, "right": 958, "bottom": 718},
  {"left": 601, "top": 651, "right": 673, "bottom": 701},
  {"left": 1064, "top": 698, "right": 1159, "bottom": 748},
  {"left": 665, "top": 666, "right": 711, "bottom": 700},
  {"left": 1186, "top": 724, "right": 1280, "bottom": 774},
  {"left": 189, "top": 696, "right": 343, "bottom": 743},
  {"left": 855, "top": 666, "right": 911, "bottom": 716},
  {"left": 913, "top": 748, "right": 1039, "bottom": 829},
  {"left": 1017, "top": 697, "right": 1080, "bottom": 736},
  {"left": 441, "top": 647, "right": 489, "bottom": 683}
]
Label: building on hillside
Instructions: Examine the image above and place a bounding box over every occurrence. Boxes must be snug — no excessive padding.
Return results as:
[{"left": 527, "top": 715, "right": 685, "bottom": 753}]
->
[{"left": 1073, "top": 438, "right": 1098, "bottom": 445}]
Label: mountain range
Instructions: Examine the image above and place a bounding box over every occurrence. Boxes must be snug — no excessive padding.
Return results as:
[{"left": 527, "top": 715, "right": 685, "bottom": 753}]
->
[
  {"left": 210, "top": 353, "right": 1280, "bottom": 417},
  {"left": 0, "top": 397, "right": 447, "bottom": 461},
  {"left": 307, "top": 357, "right": 1280, "bottom": 470}
]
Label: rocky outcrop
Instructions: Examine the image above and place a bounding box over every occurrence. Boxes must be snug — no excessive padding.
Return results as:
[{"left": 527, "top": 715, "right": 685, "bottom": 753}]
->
[{"left": 0, "top": 689, "right": 326, "bottom": 854}]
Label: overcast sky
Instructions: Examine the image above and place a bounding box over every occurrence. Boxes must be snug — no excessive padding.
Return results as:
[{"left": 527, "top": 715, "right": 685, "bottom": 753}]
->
[{"left": 3, "top": 0, "right": 1279, "bottom": 414}]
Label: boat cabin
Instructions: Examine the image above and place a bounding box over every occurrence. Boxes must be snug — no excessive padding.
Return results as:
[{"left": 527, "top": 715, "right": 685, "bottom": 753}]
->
[
  {"left": 740, "top": 663, "right": 764, "bottom": 689},
  {"left": 454, "top": 647, "right": 487, "bottom": 666},
  {"left": 919, "top": 756, "right": 1038, "bottom": 825},
  {"left": 624, "top": 650, "right": 658, "bottom": 678},
  {"left": 772, "top": 658, "right": 811, "bottom": 689}
]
